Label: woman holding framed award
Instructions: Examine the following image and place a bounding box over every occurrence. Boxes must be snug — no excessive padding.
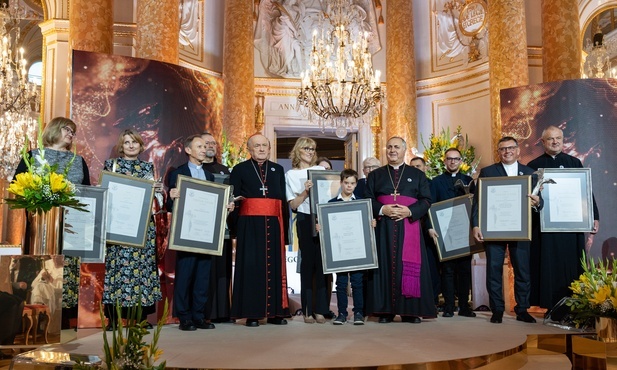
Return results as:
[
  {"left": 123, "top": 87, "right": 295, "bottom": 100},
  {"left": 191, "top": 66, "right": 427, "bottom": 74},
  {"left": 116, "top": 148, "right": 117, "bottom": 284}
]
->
[
  {"left": 102, "top": 129, "right": 163, "bottom": 329},
  {"left": 285, "top": 137, "right": 330, "bottom": 323}
]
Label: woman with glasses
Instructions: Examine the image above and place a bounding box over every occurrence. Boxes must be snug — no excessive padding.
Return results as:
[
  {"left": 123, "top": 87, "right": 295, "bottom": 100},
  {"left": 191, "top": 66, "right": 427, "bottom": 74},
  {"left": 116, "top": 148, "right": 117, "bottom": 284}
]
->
[
  {"left": 13, "top": 116, "right": 90, "bottom": 329},
  {"left": 14, "top": 116, "right": 90, "bottom": 185},
  {"left": 101, "top": 129, "right": 163, "bottom": 330},
  {"left": 285, "top": 137, "right": 331, "bottom": 323}
]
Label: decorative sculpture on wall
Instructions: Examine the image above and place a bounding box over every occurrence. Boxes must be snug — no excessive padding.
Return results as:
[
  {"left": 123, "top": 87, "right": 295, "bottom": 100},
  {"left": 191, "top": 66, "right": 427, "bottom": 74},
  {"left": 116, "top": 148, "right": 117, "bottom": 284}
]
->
[{"left": 434, "top": 0, "right": 488, "bottom": 64}]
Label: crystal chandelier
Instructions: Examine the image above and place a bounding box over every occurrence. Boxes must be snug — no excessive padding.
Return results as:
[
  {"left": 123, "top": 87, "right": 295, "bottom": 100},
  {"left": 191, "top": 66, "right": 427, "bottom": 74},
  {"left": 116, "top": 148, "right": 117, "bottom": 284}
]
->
[
  {"left": 0, "top": 1, "right": 39, "bottom": 180},
  {"left": 297, "top": 0, "right": 384, "bottom": 139},
  {"left": 583, "top": 28, "right": 616, "bottom": 79}
]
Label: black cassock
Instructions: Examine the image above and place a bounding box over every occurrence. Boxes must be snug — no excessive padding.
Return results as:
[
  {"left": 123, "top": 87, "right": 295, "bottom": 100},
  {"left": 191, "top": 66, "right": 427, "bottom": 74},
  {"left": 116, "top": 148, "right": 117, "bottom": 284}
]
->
[
  {"left": 229, "top": 159, "right": 290, "bottom": 320},
  {"left": 528, "top": 152, "right": 600, "bottom": 309},
  {"left": 365, "top": 164, "right": 436, "bottom": 318}
]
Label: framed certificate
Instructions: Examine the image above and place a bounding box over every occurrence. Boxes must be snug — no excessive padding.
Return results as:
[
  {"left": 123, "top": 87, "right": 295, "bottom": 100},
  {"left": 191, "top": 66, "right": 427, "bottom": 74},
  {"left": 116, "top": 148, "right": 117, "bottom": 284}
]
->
[
  {"left": 168, "top": 175, "right": 231, "bottom": 256},
  {"left": 316, "top": 199, "right": 378, "bottom": 273},
  {"left": 478, "top": 176, "right": 532, "bottom": 241},
  {"left": 99, "top": 171, "right": 155, "bottom": 248},
  {"left": 62, "top": 185, "right": 108, "bottom": 263},
  {"left": 540, "top": 168, "right": 594, "bottom": 232},
  {"left": 428, "top": 194, "right": 482, "bottom": 261},
  {"left": 0, "top": 245, "right": 21, "bottom": 255},
  {"left": 308, "top": 169, "right": 340, "bottom": 236}
]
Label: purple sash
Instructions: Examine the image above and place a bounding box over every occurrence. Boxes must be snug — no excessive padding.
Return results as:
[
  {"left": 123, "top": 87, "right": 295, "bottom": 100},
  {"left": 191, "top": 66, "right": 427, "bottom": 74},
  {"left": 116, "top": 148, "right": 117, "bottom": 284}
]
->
[{"left": 377, "top": 195, "right": 421, "bottom": 298}]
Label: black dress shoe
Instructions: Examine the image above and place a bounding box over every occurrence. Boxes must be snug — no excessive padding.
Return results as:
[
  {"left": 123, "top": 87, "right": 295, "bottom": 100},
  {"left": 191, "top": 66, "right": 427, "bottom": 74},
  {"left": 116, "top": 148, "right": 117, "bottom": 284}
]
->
[
  {"left": 458, "top": 308, "right": 477, "bottom": 318},
  {"left": 442, "top": 311, "right": 454, "bottom": 318},
  {"left": 179, "top": 321, "right": 197, "bottom": 331},
  {"left": 516, "top": 312, "right": 537, "bottom": 323},
  {"left": 266, "top": 317, "right": 288, "bottom": 325},
  {"left": 490, "top": 311, "right": 503, "bottom": 324},
  {"left": 194, "top": 320, "right": 216, "bottom": 329},
  {"left": 378, "top": 316, "right": 393, "bottom": 323},
  {"left": 245, "top": 319, "right": 260, "bottom": 327},
  {"left": 402, "top": 316, "right": 421, "bottom": 323}
]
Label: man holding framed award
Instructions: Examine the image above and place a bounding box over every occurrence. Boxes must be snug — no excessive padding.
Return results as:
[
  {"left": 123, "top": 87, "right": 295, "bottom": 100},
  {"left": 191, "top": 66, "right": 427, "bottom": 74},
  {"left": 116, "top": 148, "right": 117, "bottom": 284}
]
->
[
  {"left": 527, "top": 125, "right": 600, "bottom": 310},
  {"left": 167, "top": 135, "right": 216, "bottom": 331},
  {"left": 429, "top": 148, "right": 476, "bottom": 318},
  {"left": 472, "top": 136, "right": 541, "bottom": 324}
]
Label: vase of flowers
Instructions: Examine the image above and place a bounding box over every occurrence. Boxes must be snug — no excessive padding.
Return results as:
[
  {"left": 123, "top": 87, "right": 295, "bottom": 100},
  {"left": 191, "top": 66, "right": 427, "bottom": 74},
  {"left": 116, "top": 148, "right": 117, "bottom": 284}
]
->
[
  {"left": 420, "top": 125, "right": 479, "bottom": 180},
  {"left": 4, "top": 134, "right": 86, "bottom": 254},
  {"left": 566, "top": 254, "right": 617, "bottom": 342}
]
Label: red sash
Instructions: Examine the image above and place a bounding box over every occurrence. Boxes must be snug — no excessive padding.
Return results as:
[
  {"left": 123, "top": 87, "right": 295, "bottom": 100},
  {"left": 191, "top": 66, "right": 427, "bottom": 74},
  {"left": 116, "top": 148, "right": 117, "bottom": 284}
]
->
[
  {"left": 239, "top": 198, "right": 288, "bottom": 308},
  {"left": 377, "top": 195, "right": 421, "bottom": 298}
]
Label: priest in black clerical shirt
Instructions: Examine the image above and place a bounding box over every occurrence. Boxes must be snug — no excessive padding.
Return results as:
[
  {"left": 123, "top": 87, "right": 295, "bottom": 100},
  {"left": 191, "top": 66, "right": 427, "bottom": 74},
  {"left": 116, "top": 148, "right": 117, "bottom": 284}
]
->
[
  {"left": 527, "top": 125, "right": 600, "bottom": 310},
  {"left": 201, "top": 132, "right": 233, "bottom": 323}
]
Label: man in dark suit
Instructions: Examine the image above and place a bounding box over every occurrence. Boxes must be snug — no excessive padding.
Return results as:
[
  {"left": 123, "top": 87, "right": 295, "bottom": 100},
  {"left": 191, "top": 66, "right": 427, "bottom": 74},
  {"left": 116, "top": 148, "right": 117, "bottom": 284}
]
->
[
  {"left": 167, "top": 134, "right": 216, "bottom": 331},
  {"left": 471, "top": 136, "right": 541, "bottom": 324},
  {"left": 354, "top": 157, "right": 380, "bottom": 198}
]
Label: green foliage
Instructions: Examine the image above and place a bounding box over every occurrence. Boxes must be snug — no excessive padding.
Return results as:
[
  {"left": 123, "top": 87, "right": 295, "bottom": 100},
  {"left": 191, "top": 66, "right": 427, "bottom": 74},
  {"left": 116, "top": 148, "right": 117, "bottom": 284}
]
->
[{"left": 75, "top": 300, "right": 169, "bottom": 370}]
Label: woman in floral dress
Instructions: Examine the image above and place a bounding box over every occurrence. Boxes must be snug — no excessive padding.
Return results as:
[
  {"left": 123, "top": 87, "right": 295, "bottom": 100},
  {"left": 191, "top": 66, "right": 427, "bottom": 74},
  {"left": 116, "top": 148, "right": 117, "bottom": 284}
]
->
[{"left": 102, "top": 129, "right": 162, "bottom": 328}]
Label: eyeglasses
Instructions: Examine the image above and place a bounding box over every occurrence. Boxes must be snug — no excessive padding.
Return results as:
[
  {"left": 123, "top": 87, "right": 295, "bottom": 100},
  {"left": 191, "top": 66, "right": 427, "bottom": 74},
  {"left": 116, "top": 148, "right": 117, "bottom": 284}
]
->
[
  {"left": 61, "top": 126, "right": 75, "bottom": 136},
  {"left": 302, "top": 147, "right": 316, "bottom": 152},
  {"left": 497, "top": 145, "right": 518, "bottom": 152},
  {"left": 445, "top": 157, "right": 461, "bottom": 162},
  {"left": 364, "top": 165, "right": 379, "bottom": 171},
  {"left": 203, "top": 141, "right": 217, "bottom": 146}
]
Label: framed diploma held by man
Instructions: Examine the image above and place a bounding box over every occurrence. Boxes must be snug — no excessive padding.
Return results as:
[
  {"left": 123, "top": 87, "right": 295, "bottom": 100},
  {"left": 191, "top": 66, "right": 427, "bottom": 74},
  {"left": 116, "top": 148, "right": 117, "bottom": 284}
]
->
[
  {"left": 308, "top": 169, "right": 340, "bottom": 236},
  {"left": 429, "top": 194, "right": 481, "bottom": 261},
  {"left": 99, "top": 171, "right": 155, "bottom": 248},
  {"left": 62, "top": 185, "right": 108, "bottom": 262},
  {"left": 169, "top": 175, "right": 231, "bottom": 256},
  {"left": 316, "top": 199, "right": 378, "bottom": 273},
  {"left": 478, "top": 176, "right": 532, "bottom": 241},
  {"left": 540, "top": 168, "right": 593, "bottom": 232}
]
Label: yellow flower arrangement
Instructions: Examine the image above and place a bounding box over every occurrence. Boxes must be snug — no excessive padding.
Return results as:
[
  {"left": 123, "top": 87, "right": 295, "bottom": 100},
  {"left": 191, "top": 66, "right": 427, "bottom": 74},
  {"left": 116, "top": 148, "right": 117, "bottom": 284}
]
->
[
  {"left": 5, "top": 132, "right": 86, "bottom": 213},
  {"left": 221, "top": 132, "right": 248, "bottom": 169},
  {"left": 566, "top": 253, "right": 617, "bottom": 327},
  {"left": 421, "top": 126, "right": 479, "bottom": 179}
]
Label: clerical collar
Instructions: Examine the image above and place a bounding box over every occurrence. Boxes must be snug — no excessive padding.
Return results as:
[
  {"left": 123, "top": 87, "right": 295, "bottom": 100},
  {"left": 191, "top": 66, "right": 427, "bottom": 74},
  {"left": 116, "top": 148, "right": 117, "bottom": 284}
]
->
[
  {"left": 389, "top": 163, "right": 404, "bottom": 170},
  {"left": 448, "top": 171, "right": 459, "bottom": 177}
]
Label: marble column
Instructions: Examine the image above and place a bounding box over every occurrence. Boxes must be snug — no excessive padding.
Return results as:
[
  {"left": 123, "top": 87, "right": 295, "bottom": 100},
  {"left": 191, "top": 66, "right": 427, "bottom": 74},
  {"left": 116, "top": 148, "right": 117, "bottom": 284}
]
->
[
  {"left": 385, "top": 0, "right": 417, "bottom": 151},
  {"left": 69, "top": 0, "right": 113, "bottom": 53},
  {"left": 541, "top": 0, "right": 581, "bottom": 81},
  {"left": 222, "top": 0, "right": 254, "bottom": 146},
  {"left": 488, "top": 0, "right": 529, "bottom": 152},
  {"left": 136, "top": 0, "right": 180, "bottom": 64}
]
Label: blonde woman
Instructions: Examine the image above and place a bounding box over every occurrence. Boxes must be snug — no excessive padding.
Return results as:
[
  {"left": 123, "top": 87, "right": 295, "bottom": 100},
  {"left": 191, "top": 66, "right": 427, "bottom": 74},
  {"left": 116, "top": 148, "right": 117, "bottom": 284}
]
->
[{"left": 285, "top": 137, "right": 330, "bottom": 323}]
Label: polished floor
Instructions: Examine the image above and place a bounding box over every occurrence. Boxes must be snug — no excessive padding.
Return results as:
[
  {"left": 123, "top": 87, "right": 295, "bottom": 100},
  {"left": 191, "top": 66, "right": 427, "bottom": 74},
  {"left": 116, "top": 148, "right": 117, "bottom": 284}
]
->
[{"left": 1, "top": 311, "right": 577, "bottom": 369}]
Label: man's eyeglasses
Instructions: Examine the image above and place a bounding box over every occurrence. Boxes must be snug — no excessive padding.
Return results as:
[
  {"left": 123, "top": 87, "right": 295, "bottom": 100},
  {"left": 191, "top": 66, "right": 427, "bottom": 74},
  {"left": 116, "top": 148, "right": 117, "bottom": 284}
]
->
[
  {"left": 302, "top": 147, "right": 316, "bottom": 152},
  {"left": 445, "top": 157, "right": 461, "bottom": 162},
  {"left": 497, "top": 146, "right": 518, "bottom": 152},
  {"left": 203, "top": 141, "right": 217, "bottom": 146},
  {"left": 364, "top": 165, "right": 380, "bottom": 170},
  {"left": 62, "top": 126, "right": 75, "bottom": 136}
]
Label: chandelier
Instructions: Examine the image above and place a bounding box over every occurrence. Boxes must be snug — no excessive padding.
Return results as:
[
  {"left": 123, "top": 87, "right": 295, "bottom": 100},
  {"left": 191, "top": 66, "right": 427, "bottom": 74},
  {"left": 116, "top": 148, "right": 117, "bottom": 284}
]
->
[
  {"left": 583, "top": 28, "right": 617, "bottom": 79},
  {"left": 297, "top": 0, "right": 384, "bottom": 139},
  {"left": 0, "top": 1, "right": 39, "bottom": 180}
]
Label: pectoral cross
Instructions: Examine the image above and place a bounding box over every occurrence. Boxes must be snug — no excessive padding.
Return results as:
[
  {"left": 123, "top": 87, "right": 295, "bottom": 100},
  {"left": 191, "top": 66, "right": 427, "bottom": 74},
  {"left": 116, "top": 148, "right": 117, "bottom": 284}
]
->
[
  {"left": 260, "top": 185, "right": 268, "bottom": 196},
  {"left": 391, "top": 189, "right": 399, "bottom": 201}
]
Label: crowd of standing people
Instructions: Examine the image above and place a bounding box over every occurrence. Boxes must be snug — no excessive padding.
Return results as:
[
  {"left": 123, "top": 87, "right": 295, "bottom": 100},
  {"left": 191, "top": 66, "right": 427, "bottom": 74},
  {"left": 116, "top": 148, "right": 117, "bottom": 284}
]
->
[{"left": 2, "top": 118, "right": 599, "bottom": 335}]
